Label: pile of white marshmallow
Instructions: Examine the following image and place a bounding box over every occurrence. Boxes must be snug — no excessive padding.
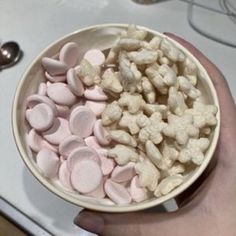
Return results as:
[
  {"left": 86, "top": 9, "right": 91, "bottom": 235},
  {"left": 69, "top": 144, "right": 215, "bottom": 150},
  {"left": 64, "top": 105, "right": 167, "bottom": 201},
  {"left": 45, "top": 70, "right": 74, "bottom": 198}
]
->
[{"left": 25, "top": 25, "right": 218, "bottom": 205}]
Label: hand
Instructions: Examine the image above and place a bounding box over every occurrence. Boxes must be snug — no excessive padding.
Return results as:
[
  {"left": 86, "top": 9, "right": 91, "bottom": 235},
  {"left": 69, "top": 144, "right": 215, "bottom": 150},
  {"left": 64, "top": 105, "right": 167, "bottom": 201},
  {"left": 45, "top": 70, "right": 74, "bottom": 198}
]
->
[{"left": 74, "top": 34, "right": 236, "bottom": 236}]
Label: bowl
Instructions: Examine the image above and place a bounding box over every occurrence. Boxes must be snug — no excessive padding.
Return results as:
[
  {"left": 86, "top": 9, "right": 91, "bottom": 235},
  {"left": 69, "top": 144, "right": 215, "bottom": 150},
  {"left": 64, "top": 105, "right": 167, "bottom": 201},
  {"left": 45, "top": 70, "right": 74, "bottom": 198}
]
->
[{"left": 12, "top": 24, "right": 220, "bottom": 212}]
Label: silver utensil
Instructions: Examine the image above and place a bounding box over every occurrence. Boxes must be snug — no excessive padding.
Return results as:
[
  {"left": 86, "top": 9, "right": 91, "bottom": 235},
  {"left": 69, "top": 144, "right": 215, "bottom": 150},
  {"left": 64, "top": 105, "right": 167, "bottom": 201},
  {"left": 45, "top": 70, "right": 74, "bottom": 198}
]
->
[
  {"left": 0, "top": 41, "right": 22, "bottom": 70},
  {"left": 132, "top": 0, "right": 160, "bottom": 4}
]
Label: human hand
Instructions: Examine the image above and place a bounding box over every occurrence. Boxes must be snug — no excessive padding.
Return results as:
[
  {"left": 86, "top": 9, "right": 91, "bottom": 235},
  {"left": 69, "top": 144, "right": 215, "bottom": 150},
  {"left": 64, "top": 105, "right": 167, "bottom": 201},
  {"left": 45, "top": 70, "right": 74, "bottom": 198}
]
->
[{"left": 74, "top": 34, "right": 236, "bottom": 236}]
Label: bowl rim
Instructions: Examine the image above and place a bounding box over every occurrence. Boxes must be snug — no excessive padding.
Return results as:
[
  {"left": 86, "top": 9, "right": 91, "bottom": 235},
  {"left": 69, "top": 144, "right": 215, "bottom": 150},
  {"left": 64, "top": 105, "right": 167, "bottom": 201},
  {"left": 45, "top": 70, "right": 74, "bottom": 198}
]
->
[{"left": 12, "top": 23, "right": 220, "bottom": 213}]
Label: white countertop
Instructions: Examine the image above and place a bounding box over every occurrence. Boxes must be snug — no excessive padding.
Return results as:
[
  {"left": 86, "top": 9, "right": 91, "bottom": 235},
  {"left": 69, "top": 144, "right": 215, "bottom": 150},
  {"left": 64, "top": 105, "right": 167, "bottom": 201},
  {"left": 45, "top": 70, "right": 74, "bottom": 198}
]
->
[{"left": 0, "top": 0, "right": 235, "bottom": 235}]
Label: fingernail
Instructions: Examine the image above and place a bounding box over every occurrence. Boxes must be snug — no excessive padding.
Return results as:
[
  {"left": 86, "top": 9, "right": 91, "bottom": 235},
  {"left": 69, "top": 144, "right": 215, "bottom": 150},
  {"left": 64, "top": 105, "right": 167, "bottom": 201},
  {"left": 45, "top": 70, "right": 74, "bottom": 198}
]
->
[{"left": 74, "top": 211, "right": 104, "bottom": 234}]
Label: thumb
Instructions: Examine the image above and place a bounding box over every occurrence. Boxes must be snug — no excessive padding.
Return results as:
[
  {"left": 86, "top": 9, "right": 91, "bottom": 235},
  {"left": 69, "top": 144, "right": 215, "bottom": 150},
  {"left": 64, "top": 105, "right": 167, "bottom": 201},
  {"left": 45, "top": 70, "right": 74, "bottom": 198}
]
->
[{"left": 74, "top": 209, "right": 192, "bottom": 236}]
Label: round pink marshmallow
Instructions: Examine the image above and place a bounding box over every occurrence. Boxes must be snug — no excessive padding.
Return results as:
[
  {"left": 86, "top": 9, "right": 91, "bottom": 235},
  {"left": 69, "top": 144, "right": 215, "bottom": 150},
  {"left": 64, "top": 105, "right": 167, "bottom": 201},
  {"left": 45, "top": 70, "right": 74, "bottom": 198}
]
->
[
  {"left": 97, "top": 149, "right": 115, "bottom": 176},
  {"left": 37, "top": 82, "right": 47, "bottom": 96},
  {"left": 46, "top": 81, "right": 52, "bottom": 87},
  {"left": 129, "top": 176, "right": 148, "bottom": 203},
  {"left": 85, "top": 100, "right": 106, "bottom": 117},
  {"left": 47, "top": 82, "right": 77, "bottom": 106},
  {"left": 59, "top": 42, "right": 79, "bottom": 68},
  {"left": 67, "top": 146, "right": 100, "bottom": 171},
  {"left": 104, "top": 179, "right": 131, "bottom": 205},
  {"left": 70, "top": 159, "right": 102, "bottom": 194},
  {"left": 99, "top": 198, "right": 115, "bottom": 206},
  {"left": 84, "top": 85, "right": 108, "bottom": 101},
  {"left": 93, "top": 119, "right": 111, "bottom": 145},
  {"left": 42, "top": 117, "right": 71, "bottom": 145},
  {"left": 27, "top": 129, "right": 58, "bottom": 153},
  {"left": 85, "top": 177, "right": 106, "bottom": 199},
  {"left": 36, "top": 148, "right": 60, "bottom": 178},
  {"left": 58, "top": 161, "right": 73, "bottom": 190},
  {"left": 26, "top": 94, "right": 57, "bottom": 115},
  {"left": 99, "top": 154, "right": 115, "bottom": 176},
  {"left": 27, "top": 129, "right": 43, "bottom": 153},
  {"left": 67, "top": 68, "right": 84, "bottom": 96},
  {"left": 60, "top": 155, "right": 65, "bottom": 162},
  {"left": 119, "top": 180, "right": 131, "bottom": 188},
  {"left": 83, "top": 49, "right": 105, "bottom": 66},
  {"left": 70, "top": 97, "right": 86, "bottom": 109},
  {"left": 111, "top": 162, "right": 135, "bottom": 183},
  {"left": 41, "top": 140, "right": 58, "bottom": 153},
  {"left": 69, "top": 106, "right": 96, "bottom": 138},
  {"left": 42, "top": 57, "right": 68, "bottom": 76},
  {"left": 45, "top": 71, "right": 66, "bottom": 83},
  {"left": 59, "top": 135, "right": 85, "bottom": 157},
  {"left": 56, "top": 104, "right": 70, "bottom": 118},
  {"left": 26, "top": 103, "right": 55, "bottom": 131},
  {"left": 84, "top": 136, "right": 102, "bottom": 149}
]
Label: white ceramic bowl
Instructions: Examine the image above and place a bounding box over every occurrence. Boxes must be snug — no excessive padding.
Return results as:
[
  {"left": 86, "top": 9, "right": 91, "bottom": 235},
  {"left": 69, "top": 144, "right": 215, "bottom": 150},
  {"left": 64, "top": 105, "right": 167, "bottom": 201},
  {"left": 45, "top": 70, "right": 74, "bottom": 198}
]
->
[{"left": 12, "top": 24, "right": 220, "bottom": 212}]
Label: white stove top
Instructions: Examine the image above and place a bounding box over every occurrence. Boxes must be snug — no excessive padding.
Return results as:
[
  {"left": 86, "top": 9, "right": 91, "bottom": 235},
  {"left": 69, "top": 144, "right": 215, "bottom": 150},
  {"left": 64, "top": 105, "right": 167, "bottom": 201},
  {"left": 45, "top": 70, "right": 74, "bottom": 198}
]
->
[{"left": 0, "top": 0, "right": 235, "bottom": 235}]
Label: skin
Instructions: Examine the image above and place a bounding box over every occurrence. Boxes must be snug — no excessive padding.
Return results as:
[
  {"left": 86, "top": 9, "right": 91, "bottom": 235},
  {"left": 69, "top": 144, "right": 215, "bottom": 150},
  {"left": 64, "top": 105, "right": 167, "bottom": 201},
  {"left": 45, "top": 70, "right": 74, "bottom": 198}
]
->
[{"left": 74, "top": 34, "right": 236, "bottom": 236}]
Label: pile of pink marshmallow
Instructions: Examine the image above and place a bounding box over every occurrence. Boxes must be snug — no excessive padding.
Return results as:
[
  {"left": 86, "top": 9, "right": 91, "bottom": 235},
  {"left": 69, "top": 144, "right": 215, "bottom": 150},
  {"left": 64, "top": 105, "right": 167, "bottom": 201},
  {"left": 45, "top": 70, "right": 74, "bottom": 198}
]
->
[{"left": 25, "top": 42, "right": 146, "bottom": 205}]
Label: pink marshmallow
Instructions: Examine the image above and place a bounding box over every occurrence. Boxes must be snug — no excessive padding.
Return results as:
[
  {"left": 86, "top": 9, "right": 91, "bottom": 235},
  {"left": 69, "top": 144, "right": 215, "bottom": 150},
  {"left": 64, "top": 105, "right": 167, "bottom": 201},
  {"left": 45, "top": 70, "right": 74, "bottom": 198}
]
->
[
  {"left": 41, "top": 140, "right": 58, "bottom": 153},
  {"left": 59, "top": 135, "right": 85, "bottom": 157},
  {"left": 47, "top": 82, "right": 77, "bottom": 106},
  {"left": 85, "top": 177, "right": 107, "bottom": 199},
  {"left": 97, "top": 149, "right": 115, "bottom": 176},
  {"left": 99, "top": 198, "right": 115, "bottom": 206},
  {"left": 27, "top": 41, "right": 154, "bottom": 205},
  {"left": 36, "top": 148, "right": 60, "bottom": 178},
  {"left": 67, "top": 68, "right": 84, "bottom": 96},
  {"left": 45, "top": 71, "right": 66, "bottom": 83},
  {"left": 84, "top": 85, "right": 108, "bottom": 101},
  {"left": 129, "top": 176, "right": 148, "bottom": 203},
  {"left": 83, "top": 49, "right": 105, "bottom": 66},
  {"left": 67, "top": 146, "right": 100, "bottom": 171},
  {"left": 104, "top": 179, "right": 131, "bottom": 205},
  {"left": 27, "top": 129, "right": 43, "bottom": 153},
  {"left": 119, "top": 180, "right": 131, "bottom": 188},
  {"left": 56, "top": 104, "right": 70, "bottom": 118},
  {"left": 26, "top": 94, "right": 57, "bottom": 115},
  {"left": 60, "top": 155, "right": 65, "bottom": 162},
  {"left": 111, "top": 162, "right": 135, "bottom": 183},
  {"left": 42, "top": 117, "right": 71, "bottom": 145},
  {"left": 26, "top": 103, "right": 55, "bottom": 131},
  {"left": 93, "top": 119, "right": 111, "bottom": 146},
  {"left": 99, "top": 155, "right": 115, "bottom": 176},
  {"left": 70, "top": 159, "right": 102, "bottom": 193},
  {"left": 59, "top": 42, "right": 79, "bottom": 68},
  {"left": 70, "top": 97, "right": 86, "bottom": 110},
  {"left": 42, "top": 57, "right": 68, "bottom": 76},
  {"left": 46, "top": 81, "right": 52, "bottom": 87},
  {"left": 84, "top": 136, "right": 102, "bottom": 149},
  {"left": 69, "top": 106, "right": 96, "bottom": 138},
  {"left": 85, "top": 100, "right": 106, "bottom": 117},
  {"left": 58, "top": 161, "right": 73, "bottom": 190},
  {"left": 27, "top": 129, "right": 58, "bottom": 153}
]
